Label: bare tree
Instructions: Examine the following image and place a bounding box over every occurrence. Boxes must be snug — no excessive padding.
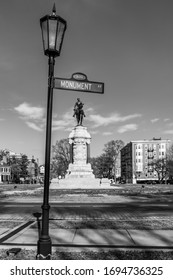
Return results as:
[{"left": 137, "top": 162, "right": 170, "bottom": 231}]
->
[
  {"left": 51, "top": 139, "right": 70, "bottom": 178},
  {"left": 151, "top": 158, "right": 169, "bottom": 184}
]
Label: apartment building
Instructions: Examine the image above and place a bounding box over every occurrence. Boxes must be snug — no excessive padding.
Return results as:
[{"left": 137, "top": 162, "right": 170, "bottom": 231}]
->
[{"left": 121, "top": 138, "right": 171, "bottom": 184}]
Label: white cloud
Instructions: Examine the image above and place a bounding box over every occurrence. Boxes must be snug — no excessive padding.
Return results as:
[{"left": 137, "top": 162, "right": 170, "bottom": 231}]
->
[
  {"left": 151, "top": 118, "right": 159, "bottom": 123},
  {"left": 14, "top": 102, "right": 45, "bottom": 121},
  {"left": 65, "top": 127, "right": 74, "bottom": 132},
  {"left": 164, "top": 118, "right": 170, "bottom": 122},
  {"left": 52, "top": 109, "right": 75, "bottom": 131},
  {"left": 85, "top": 107, "right": 94, "bottom": 113},
  {"left": 52, "top": 119, "right": 71, "bottom": 127},
  {"left": 14, "top": 102, "right": 45, "bottom": 132},
  {"left": 166, "top": 122, "right": 173, "bottom": 127},
  {"left": 26, "top": 122, "right": 43, "bottom": 132},
  {"left": 14, "top": 104, "right": 141, "bottom": 134},
  {"left": 102, "top": 132, "right": 113, "bottom": 136},
  {"left": 117, "top": 124, "right": 138, "bottom": 133},
  {"left": 163, "top": 130, "right": 173, "bottom": 135},
  {"left": 90, "top": 130, "right": 99, "bottom": 135},
  {"left": 88, "top": 112, "right": 142, "bottom": 128},
  {"left": 14, "top": 103, "right": 76, "bottom": 132}
]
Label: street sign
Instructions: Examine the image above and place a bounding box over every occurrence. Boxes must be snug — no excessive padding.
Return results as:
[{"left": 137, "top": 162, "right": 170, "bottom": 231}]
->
[{"left": 53, "top": 72, "right": 104, "bottom": 94}]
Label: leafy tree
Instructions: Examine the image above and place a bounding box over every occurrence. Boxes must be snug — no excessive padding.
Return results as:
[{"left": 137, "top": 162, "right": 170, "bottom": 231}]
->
[
  {"left": 7, "top": 154, "right": 29, "bottom": 183},
  {"left": 91, "top": 139, "right": 124, "bottom": 180},
  {"left": 9, "top": 156, "right": 22, "bottom": 183},
  {"left": 28, "top": 157, "right": 39, "bottom": 182},
  {"left": 90, "top": 154, "right": 112, "bottom": 178},
  {"left": 0, "top": 149, "right": 9, "bottom": 162},
  {"left": 20, "top": 154, "right": 29, "bottom": 180},
  {"left": 51, "top": 138, "right": 70, "bottom": 178},
  {"left": 34, "top": 161, "right": 39, "bottom": 177},
  {"left": 103, "top": 140, "right": 124, "bottom": 181}
]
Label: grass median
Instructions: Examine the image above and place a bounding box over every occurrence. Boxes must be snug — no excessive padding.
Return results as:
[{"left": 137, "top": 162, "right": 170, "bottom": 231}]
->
[{"left": 0, "top": 248, "right": 173, "bottom": 260}]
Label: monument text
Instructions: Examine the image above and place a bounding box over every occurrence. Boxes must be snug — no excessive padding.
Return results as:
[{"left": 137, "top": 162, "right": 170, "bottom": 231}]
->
[{"left": 54, "top": 77, "right": 104, "bottom": 94}]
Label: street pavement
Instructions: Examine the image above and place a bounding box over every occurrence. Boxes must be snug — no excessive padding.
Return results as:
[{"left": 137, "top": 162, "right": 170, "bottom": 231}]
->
[{"left": 0, "top": 190, "right": 173, "bottom": 251}]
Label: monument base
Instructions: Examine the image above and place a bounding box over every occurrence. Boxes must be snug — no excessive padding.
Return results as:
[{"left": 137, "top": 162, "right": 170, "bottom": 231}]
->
[
  {"left": 50, "top": 177, "right": 101, "bottom": 189},
  {"left": 50, "top": 125, "right": 112, "bottom": 189},
  {"left": 65, "top": 163, "right": 95, "bottom": 179}
]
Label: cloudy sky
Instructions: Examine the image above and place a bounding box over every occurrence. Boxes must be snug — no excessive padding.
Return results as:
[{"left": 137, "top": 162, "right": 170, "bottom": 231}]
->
[{"left": 0, "top": 0, "right": 173, "bottom": 164}]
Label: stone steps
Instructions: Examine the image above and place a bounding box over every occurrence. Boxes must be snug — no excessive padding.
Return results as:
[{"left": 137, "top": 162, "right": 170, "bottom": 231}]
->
[{"left": 50, "top": 178, "right": 112, "bottom": 189}]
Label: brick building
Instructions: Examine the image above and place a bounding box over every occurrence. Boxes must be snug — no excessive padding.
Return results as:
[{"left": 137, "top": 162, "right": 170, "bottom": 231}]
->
[{"left": 121, "top": 138, "right": 171, "bottom": 183}]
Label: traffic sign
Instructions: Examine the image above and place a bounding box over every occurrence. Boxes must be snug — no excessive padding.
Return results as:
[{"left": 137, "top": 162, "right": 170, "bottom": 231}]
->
[{"left": 53, "top": 73, "right": 104, "bottom": 94}]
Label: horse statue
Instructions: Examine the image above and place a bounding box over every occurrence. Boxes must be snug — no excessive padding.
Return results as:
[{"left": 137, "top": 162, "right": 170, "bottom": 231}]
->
[{"left": 73, "top": 98, "right": 86, "bottom": 126}]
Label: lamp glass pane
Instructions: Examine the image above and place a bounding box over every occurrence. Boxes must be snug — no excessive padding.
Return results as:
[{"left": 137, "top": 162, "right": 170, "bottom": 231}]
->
[
  {"left": 48, "top": 19, "right": 57, "bottom": 50},
  {"left": 56, "top": 21, "right": 66, "bottom": 52},
  {"left": 41, "top": 20, "right": 48, "bottom": 51}
]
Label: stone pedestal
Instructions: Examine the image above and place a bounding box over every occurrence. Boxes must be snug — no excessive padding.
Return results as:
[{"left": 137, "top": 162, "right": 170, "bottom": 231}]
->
[
  {"left": 50, "top": 125, "right": 101, "bottom": 189},
  {"left": 66, "top": 125, "right": 94, "bottom": 179}
]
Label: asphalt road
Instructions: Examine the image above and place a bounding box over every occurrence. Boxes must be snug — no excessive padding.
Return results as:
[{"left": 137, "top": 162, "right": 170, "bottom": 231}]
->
[{"left": 0, "top": 201, "right": 173, "bottom": 220}]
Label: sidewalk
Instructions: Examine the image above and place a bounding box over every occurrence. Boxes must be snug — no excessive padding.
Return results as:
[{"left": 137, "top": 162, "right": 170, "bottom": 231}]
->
[
  {"left": 0, "top": 220, "right": 173, "bottom": 251},
  {"left": 0, "top": 191, "right": 173, "bottom": 252}
]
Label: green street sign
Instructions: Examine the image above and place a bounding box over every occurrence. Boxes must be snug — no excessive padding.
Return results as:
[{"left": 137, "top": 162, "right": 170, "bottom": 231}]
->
[{"left": 53, "top": 73, "right": 104, "bottom": 94}]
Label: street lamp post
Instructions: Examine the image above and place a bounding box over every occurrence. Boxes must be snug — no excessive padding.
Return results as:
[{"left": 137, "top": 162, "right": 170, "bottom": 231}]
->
[{"left": 37, "top": 4, "right": 67, "bottom": 260}]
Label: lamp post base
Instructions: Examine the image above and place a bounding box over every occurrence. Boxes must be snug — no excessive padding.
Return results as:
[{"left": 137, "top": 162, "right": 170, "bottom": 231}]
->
[{"left": 36, "top": 239, "right": 52, "bottom": 260}]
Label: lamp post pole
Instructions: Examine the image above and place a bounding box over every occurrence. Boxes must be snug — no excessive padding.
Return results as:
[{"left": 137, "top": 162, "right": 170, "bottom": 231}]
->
[
  {"left": 37, "top": 4, "right": 66, "bottom": 260},
  {"left": 37, "top": 55, "right": 55, "bottom": 259},
  {"left": 37, "top": 4, "right": 66, "bottom": 259}
]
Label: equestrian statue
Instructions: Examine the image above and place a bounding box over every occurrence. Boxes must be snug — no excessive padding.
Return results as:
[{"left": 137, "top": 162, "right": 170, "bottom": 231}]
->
[{"left": 73, "top": 98, "right": 86, "bottom": 126}]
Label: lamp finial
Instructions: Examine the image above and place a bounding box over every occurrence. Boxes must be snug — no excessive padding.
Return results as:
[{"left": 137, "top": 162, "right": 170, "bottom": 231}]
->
[{"left": 52, "top": 3, "right": 56, "bottom": 16}]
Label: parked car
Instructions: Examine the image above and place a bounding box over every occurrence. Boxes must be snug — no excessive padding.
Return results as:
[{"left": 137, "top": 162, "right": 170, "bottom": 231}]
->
[
  {"left": 147, "top": 180, "right": 157, "bottom": 185},
  {"left": 167, "top": 179, "right": 173, "bottom": 184}
]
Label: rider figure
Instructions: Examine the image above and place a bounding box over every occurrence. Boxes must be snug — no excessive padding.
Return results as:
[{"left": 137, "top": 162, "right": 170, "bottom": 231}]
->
[{"left": 73, "top": 98, "right": 86, "bottom": 118}]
